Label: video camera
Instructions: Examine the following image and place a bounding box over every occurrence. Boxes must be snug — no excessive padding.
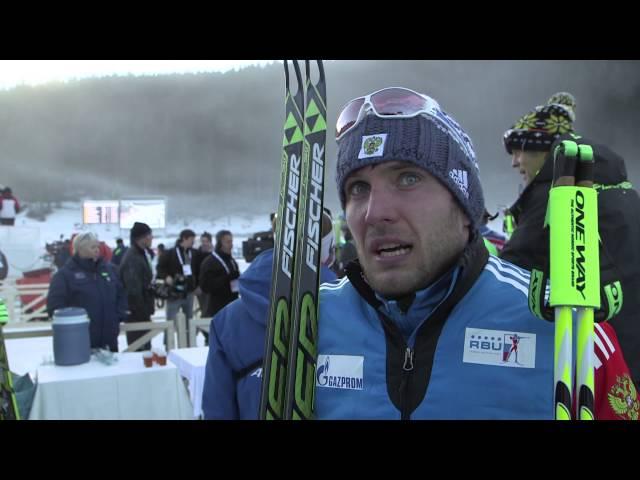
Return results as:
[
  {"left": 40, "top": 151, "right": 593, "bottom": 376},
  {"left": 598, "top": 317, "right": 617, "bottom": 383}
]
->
[
  {"left": 45, "top": 239, "right": 71, "bottom": 269},
  {"left": 151, "top": 275, "right": 188, "bottom": 301},
  {"left": 242, "top": 230, "right": 274, "bottom": 263},
  {"left": 45, "top": 240, "right": 66, "bottom": 257}
]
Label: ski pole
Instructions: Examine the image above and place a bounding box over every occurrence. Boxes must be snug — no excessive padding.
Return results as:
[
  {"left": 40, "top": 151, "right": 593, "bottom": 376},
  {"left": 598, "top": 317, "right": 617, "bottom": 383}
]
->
[
  {"left": 575, "top": 144, "right": 597, "bottom": 420},
  {"left": 548, "top": 140, "right": 600, "bottom": 420},
  {"left": 549, "top": 140, "right": 578, "bottom": 420},
  {"left": 0, "top": 298, "right": 21, "bottom": 420}
]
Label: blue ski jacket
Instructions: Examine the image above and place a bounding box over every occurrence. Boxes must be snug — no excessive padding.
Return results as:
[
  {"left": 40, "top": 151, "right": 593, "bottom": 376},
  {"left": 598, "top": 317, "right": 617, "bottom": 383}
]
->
[
  {"left": 47, "top": 255, "right": 127, "bottom": 352},
  {"left": 315, "top": 237, "right": 558, "bottom": 419},
  {"left": 202, "top": 248, "right": 337, "bottom": 420}
]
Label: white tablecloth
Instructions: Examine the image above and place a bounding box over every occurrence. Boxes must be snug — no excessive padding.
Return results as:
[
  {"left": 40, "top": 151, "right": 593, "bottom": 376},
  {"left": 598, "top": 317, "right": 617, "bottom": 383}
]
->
[
  {"left": 168, "top": 347, "right": 209, "bottom": 419},
  {"left": 29, "top": 352, "right": 193, "bottom": 420}
]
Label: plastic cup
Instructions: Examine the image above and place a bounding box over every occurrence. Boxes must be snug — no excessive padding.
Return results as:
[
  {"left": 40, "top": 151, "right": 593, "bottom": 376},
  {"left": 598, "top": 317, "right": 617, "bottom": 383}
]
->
[
  {"left": 156, "top": 349, "right": 167, "bottom": 366},
  {"left": 142, "top": 351, "right": 153, "bottom": 368}
]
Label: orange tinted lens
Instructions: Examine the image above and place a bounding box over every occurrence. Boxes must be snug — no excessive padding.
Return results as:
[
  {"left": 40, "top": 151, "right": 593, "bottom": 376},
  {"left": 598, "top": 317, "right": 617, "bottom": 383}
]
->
[
  {"left": 335, "top": 97, "right": 365, "bottom": 139},
  {"left": 371, "top": 88, "right": 427, "bottom": 116}
]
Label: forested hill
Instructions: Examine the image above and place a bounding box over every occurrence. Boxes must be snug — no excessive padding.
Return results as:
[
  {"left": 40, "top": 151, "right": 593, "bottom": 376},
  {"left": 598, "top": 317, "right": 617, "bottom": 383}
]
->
[{"left": 1, "top": 60, "right": 638, "bottom": 216}]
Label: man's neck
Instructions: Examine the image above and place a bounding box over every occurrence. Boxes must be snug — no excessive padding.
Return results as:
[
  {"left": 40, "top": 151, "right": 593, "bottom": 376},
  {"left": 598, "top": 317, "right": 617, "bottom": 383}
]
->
[
  {"left": 395, "top": 293, "right": 416, "bottom": 314},
  {"left": 376, "top": 241, "right": 465, "bottom": 309}
]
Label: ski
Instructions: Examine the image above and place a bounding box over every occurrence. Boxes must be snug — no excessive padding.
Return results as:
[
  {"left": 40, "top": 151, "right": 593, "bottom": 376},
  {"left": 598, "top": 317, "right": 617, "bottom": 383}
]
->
[
  {"left": 283, "top": 60, "right": 326, "bottom": 420},
  {"left": 0, "top": 298, "right": 20, "bottom": 420},
  {"left": 259, "top": 61, "right": 305, "bottom": 420}
]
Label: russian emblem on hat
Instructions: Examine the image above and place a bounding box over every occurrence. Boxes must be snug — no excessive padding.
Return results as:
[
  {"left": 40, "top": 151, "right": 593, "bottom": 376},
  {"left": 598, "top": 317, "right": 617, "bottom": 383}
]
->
[{"left": 358, "top": 133, "right": 387, "bottom": 159}]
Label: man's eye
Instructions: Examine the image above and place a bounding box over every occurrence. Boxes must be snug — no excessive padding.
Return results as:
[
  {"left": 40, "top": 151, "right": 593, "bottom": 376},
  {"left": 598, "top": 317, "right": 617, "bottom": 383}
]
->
[
  {"left": 347, "top": 181, "right": 369, "bottom": 197},
  {"left": 399, "top": 173, "right": 420, "bottom": 186}
]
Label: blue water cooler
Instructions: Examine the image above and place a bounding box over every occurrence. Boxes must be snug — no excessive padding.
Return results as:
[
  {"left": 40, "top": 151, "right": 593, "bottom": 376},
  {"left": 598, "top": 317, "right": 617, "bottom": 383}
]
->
[{"left": 52, "top": 307, "right": 91, "bottom": 366}]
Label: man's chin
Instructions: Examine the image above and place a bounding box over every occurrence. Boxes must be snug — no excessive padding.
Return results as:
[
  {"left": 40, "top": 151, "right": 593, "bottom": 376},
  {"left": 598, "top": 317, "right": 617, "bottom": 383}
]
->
[{"left": 364, "top": 269, "right": 414, "bottom": 298}]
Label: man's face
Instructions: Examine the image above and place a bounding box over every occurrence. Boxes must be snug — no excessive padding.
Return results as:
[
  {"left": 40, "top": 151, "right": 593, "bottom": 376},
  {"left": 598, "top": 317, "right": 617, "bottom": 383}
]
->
[
  {"left": 511, "top": 149, "right": 547, "bottom": 187},
  {"left": 138, "top": 233, "right": 153, "bottom": 249},
  {"left": 182, "top": 236, "right": 195, "bottom": 249},
  {"left": 200, "top": 236, "right": 213, "bottom": 252},
  {"left": 345, "top": 161, "right": 470, "bottom": 299},
  {"left": 220, "top": 234, "right": 233, "bottom": 255}
]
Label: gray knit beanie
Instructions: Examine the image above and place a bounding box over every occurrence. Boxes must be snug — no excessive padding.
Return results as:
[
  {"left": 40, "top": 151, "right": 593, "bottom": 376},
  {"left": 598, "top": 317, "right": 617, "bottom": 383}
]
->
[{"left": 335, "top": 93, "right": 485, "bottom": 231}]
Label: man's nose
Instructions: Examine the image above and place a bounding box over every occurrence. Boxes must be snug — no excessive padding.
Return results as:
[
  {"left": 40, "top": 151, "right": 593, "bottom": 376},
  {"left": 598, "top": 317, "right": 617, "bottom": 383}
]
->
[{"left": 364, "top": 184, "right": 397, "bottom": 226}]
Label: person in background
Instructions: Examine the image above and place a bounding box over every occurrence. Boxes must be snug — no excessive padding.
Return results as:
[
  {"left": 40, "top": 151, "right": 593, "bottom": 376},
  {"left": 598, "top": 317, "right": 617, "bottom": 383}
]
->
[
  {"left": 0, "top": 187, "right": 20, "bottom": 226},
  {"left": 119, "top": 222, "right": 155, "bottom": 351},
  {"left": 53, "top": 239, "right": 72, "bottom": 269},
  {"left": 157, "top": 229, "right": 197, "bottom": 347},
  {"left": 193, "top": 231, "right": 213, "bottom": 317},
  {"left": 500, "top": 92, "right": 640, "bottom": 390},
  {"left": 199, "top": 230, "right": 240, "bottom": 326},
  {"left": 333, "top": 221, "right": 358, "bottom": 278},
  {"left": 47, "top": 232, "right": 127, "bottom": 352},
  {"left": 480, "top": 209, "right": 506, "bottom": 255},
  {"left": 0, "top": 248, "right": 8, "bottom": 281},
  {"left": 202, "top": 209, "right": 337, "bottom": 419},
  {"left": 70, "top": 233, "right": 112, "bottom": 263},
  {"left": 111, "top": 238, "right": 128, "bottom": 266}
]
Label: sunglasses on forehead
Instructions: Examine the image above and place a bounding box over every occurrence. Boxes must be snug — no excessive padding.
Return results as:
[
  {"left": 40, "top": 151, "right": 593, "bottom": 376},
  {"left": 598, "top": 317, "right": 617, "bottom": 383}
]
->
[
  {"left": 335, "top": 87, "right": 441, "bottom": 141},
  {"left": 336, "top": 86, "right": 478, "bottom": 168}
]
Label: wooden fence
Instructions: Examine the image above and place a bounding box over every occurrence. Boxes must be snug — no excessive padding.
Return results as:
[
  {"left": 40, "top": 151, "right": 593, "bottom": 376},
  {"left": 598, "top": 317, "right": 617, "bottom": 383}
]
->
[{"left": 0, "top": 280, "right": 210, "bottom": 350}]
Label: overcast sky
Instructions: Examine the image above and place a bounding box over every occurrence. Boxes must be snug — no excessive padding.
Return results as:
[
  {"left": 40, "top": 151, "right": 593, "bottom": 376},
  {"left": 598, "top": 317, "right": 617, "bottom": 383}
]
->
[{"left": 0, "top": 60, "right": 278, "bottom": 90}]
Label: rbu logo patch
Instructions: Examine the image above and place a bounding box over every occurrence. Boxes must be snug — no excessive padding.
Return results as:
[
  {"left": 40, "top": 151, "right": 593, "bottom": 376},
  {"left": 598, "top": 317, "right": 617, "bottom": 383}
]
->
[
  {"left": 463, "top": 328, "right": 536, "bottom": 368},
  {"left": 316, "top": 354, "right": 364, "bottom": 390}
]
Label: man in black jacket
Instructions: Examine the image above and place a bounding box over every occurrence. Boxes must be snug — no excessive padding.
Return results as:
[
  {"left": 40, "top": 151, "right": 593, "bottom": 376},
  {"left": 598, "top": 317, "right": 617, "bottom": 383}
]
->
[
  {"left": 199, "top": 230, "right": 240, "bottom": 321},
  {"left": 118, "top": 222, "right": 155, "bottom": 351},
  {"left": 501, "top": 92, "right": 640, "bottom": 389},
  {"left": 157, "top": 229, "right": 197, "bottom": 347},
  {"left": 192, "top": 231, "right": 213, "bottom": 316},
  {"left": 111, "top": 238, "right": 128, "bottom": 266}
]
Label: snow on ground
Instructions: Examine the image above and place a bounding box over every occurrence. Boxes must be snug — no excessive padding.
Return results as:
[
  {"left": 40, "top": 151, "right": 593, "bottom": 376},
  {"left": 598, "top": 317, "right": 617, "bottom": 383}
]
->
[{"left": 1, "top": 202, "right": 272, "bottom": 376}]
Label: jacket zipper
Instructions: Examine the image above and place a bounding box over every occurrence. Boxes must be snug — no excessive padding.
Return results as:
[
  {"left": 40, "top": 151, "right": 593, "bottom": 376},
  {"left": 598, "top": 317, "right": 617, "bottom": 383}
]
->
[
  {"left": 399, "top": 346, "right": 414, "bottom": 420},
  {"left": 377, "top": 312, "right": 417, "bottom": 420}
]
